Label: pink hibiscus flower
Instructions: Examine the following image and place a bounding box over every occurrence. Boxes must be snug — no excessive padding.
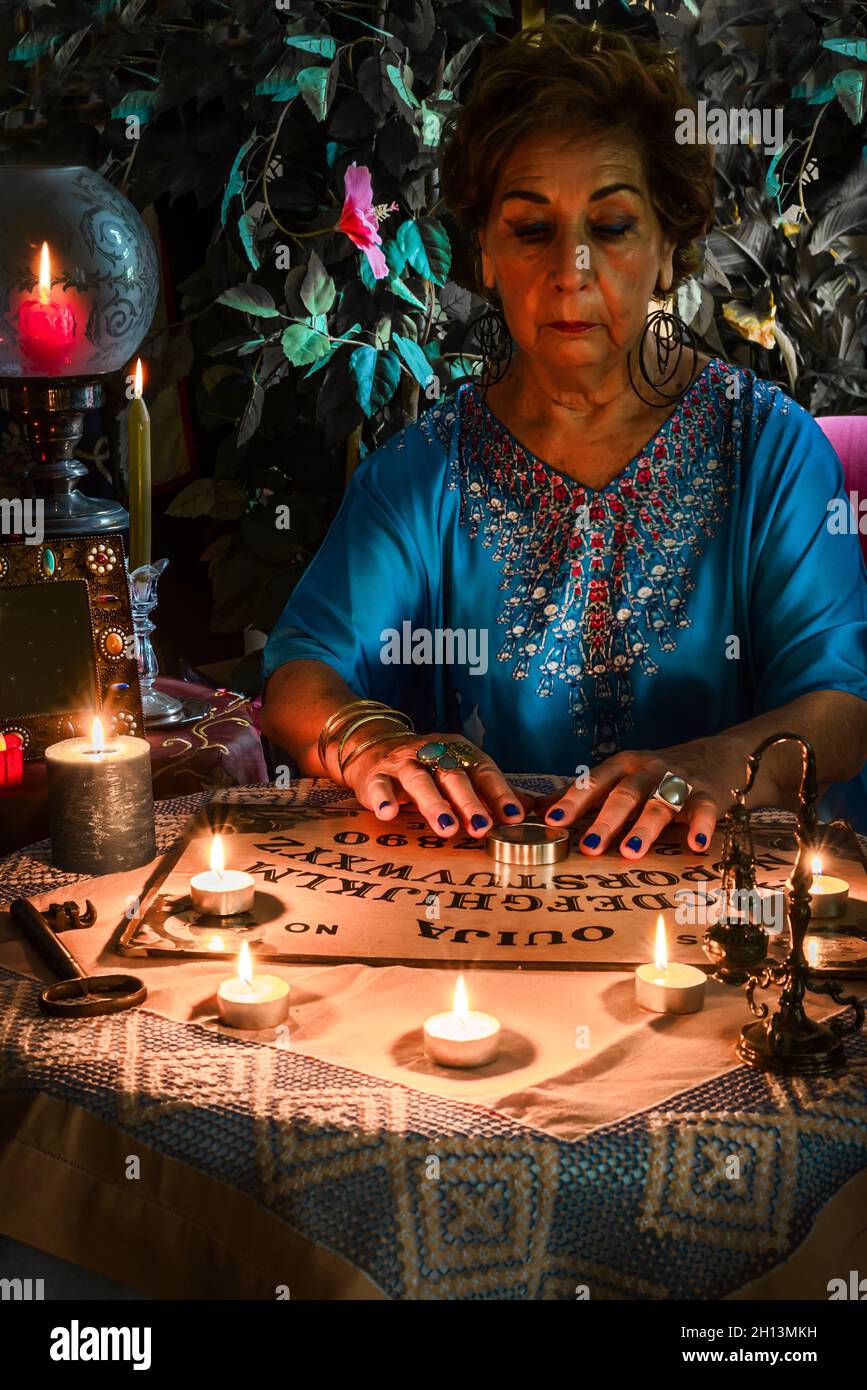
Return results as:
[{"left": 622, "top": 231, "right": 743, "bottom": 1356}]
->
[{"left": 337, "top": 162, "right": 390, "bottom": 280}]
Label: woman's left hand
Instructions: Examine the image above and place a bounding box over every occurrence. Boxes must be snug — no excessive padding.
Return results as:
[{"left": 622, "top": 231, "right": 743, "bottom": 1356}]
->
[{"left": 534, "top": 737, "right": 744, "bottom": 858}]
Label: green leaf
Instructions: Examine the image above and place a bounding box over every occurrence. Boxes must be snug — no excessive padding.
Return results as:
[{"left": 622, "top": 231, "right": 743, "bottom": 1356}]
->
[
  {"left": 349, "top": 345, "right": 401, "bottom": 417},
  {"left": 300, "top": 251, "right": 336, "bottom": 315},
  {"left": 791, "top": 79, "right": 836, "bottom": 105},
  {"left": 393, "top": 332, "right": 434, "bottom": 388},
  {"left": 110, "top": 89, "right": 158, "bottom": 123},
  {"left": 822, "top": 38, "right": 867, "bottom": 60},
  {"left": 284, "top": 35, "right": 337, "bottom": 59},
  {"left": 221, "top": 134, "right": 256, "bottom": 228},
  {"left": 238, "top": 211, "right": 261, "bottom": 271},
  {"left": 442, "top": 37, "right": 482, "bottom": 89},
  {"left": 210, "top": 480, "right": 250, "bottom": 520},
  {"left": 280, "top": 324, "right": 332, "bottom": 365},
  {"left": 387, "top": 276, "right": 426, "bottom": 310},
  {"left": 297, "top": 63, "right": 337, "bottom": 122},
  {"left": 255, "top": 75, "right": 298, "bottom": 102},
  {"left": 449, "top": 356, "right": 482, "bottom": 381},
  {"left": 384, "top": 240, "right": 406, "bottom": 277},
  {"left": 326, "top": 140, "right": 350, "bottom": 167},
  {"left": 303, "top": 322, "right": 362, "bottom": 379},
  {"left": 166, "top": 478, "right": 218, "bottom": 519},
  {"left": 238, "top": 384, "right": 264, "bottom": 448},
  {"left": 385, "top": 62, "right": 420, "bottom": 111},
  {"left": 395, "top": 217, "right": 451, "bottom": 286},
  {"left": 217, "top": 285, "right": 279, "bottom": 317},
  {"left": 833, "top": 69, "right": 866, "bottom": 125},
  {"left": 359, "top": 251, "right": 378, "bottom": 292}
]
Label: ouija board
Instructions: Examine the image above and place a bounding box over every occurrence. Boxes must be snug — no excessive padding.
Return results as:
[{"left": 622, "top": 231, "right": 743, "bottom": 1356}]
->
[{"left": 118, "top": 780, "right": 867, "bottom": 974}]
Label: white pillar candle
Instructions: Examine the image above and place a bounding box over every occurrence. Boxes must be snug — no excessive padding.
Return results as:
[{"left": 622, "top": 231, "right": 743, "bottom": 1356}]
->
[
  {"left": 423, "top": 975, "right": 501, "bottom": 1068},
  {"left": 635, "top": 916, "right": 706, "bottom": 1014},
  {"left": 45, "top": 717, "right": 155, "bottom": 873},
  {"left": 217, "top": 942, "right": 289, "bottom": 1030},
  {"left": 190, "top": 834, "right": 255, "bottom": 915}
]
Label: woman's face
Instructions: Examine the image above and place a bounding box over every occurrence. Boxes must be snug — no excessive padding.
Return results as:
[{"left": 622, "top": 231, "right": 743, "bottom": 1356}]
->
[{"left": 478, "top": 132, "right": 676, "bottom": 389}]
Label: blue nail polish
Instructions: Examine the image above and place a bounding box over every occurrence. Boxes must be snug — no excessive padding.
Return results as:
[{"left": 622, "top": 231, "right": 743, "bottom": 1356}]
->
[
  {"left": 378, "top": 800, "right": 390, "bottom": 811},
  {"left": 471, "top": 814, "right": 489, "bottom": 830},
  {"left": 583, "top": 832, "right": 601, "bottom": 848},
  {"left": 503, "top": 802, "right": 520, "bottom": 816},
  {"left": 548, "top": 808, "right": 565, "bottom": 821},
  {"left": 626, "top": 835, "right": 642, "bottom": 851},
  {"left": 438, "top": 813, "right": 455, "bottom": 829},
  {"left": 696, "top": 832, "right": 707, "bottom": 847}
]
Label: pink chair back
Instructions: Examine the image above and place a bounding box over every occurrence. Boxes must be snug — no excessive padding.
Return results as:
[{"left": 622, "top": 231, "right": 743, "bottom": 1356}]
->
[{"left": 816, "top": 415, "right": 867, "bottom": 563}]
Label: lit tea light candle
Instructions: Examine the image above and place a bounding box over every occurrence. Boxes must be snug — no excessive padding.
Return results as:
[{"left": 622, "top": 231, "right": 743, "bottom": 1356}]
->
[
  {"left": 217, "top": 941, "right": 290, "bottom": 1030},
  {"left": 635, "top": 916, "right": 706, "bottom": 1015},
  {"left": 190, "top": 835, "right": 255, "bottom": 916},
  {"left": 806, "top": 855, "right": 849, "bottom": 920},
  {"left": 423, "top": 975, "right": 501, "bottom": 1069},
  {"left": 18, "top": 241, "right": 77, "bottom": 374},
  {"left": 45, "top": 717, "right": 155, "bottom": 873}
]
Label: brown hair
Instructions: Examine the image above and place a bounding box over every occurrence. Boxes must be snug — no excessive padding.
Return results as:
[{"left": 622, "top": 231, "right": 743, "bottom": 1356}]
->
[{"left": 438, "top": 17, "right": 716, "bottom": 300}]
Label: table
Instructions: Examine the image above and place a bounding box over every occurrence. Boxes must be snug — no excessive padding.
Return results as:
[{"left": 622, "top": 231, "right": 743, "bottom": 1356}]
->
[
  {"left": 1, "top": 780, "right": 866, "bottom": 1301},
  {"left": 0, "top": 678, "right": 267, "bottom": 854}
]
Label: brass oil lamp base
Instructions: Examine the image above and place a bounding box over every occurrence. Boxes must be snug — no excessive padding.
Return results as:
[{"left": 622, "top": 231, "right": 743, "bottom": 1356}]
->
[
  {"left": 737, "top": 1011, "right": 845, "bottom": 1076},
  {"left": 720, "top": 733, "right": 864, "bottom": 1076}
]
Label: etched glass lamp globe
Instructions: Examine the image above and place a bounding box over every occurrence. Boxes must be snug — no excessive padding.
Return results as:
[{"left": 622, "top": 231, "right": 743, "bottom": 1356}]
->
[{"left": 0, "top": 163, "right": 159, "bottom": 534}]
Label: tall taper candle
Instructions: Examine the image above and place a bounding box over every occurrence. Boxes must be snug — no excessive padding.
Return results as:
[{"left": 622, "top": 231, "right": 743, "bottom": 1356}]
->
[
  {"left": 45, "top": 718, "right": 156, "bottom": 873},
  {"left": 128, "top": 357, "right": 151, "bottom": 570}
]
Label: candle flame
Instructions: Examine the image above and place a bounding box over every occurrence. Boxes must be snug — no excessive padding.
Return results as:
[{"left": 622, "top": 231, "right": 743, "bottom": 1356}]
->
[
  {"left": 38, "top": 242, "right": 51, "bottom": 305},
  {"left": 453, "top": 974, "right": 469, "bottom": 1024},
  {"left": 134, "top": 357, "right": 143, "bottom": 398},
  {"left": 207, "top": 935, "right": 224, "bottom": 952},
  {"left": 811, "top": 855, "right": 823, "bottom": 878},
  {"left": 90, "top": 717, "right": 105, "bottom": 754},
  {"left": 654, "top": 914, "right": 668, "bottom": 972},
  {"left": 238, "top": 940, "right": 254, "bottom": 988},
  {"left": 209, "top": 835, "right": 225, "bottom": 877}
]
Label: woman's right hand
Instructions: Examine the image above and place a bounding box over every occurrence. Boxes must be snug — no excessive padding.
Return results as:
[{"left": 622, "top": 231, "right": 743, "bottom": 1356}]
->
[{"left": 341, "top": 732, "right": 533, "bottom": 837}]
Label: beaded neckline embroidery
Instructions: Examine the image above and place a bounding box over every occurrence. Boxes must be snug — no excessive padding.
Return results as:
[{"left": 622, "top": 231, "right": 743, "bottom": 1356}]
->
[{"left": 417, "top": 360, "right": 773, "bottom": 760}]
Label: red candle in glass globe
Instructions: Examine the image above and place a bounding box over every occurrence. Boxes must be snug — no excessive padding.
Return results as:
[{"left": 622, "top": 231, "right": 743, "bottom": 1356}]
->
[
  {"left": 0, "top": 733, "right": 24, "bottom": 786},
  {"left": 17, "top": 242, "right": 77, "bottom": 374}
]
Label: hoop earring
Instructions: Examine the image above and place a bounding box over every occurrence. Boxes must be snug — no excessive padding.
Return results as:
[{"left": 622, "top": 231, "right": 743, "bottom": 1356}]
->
[
  {"left": 473, "top": 299, "right": 513, "bottom": 396},
  {"left": 627, "top": 307, "right": 699, "bottom": 409}
]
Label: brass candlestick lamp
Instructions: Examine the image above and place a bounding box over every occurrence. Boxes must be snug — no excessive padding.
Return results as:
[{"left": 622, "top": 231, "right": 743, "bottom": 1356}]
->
[
  {"left": 719, "top": 732, "right": 864, "bottom": 1076},
  {"left": 703, "top": 794, "right": 769, "bottom": 985}
]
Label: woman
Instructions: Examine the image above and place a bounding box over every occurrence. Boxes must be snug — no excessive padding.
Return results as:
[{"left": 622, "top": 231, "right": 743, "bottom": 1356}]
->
[{"left": 262, "top": 19, "right": 867, "bottom": 855}]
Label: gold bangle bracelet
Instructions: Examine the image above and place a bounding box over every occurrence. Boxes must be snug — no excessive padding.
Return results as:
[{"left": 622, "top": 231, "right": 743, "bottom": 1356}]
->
[
  {"left": 340, "top": 729, "right": 415, "bottom": 778},
  {"left": 317, "top": 699, "right": 391, "bottom": 770},
  {"left": 336, "top": 712, "right": 414, "bottom": 775}
]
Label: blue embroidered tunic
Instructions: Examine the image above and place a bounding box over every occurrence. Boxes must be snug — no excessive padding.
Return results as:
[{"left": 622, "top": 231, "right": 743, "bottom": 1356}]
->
[{"left": 264, "top": 357, "right": 867, "bottom": 828}]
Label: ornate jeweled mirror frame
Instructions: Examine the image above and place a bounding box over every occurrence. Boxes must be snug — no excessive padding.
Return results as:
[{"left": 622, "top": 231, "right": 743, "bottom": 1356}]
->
[{"left": 0, "top": 533, "right": 144, "bottom": 758}]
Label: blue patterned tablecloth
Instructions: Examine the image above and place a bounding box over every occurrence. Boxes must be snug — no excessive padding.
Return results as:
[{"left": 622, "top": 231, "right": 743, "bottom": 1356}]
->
[{"left": 1, "top": 789, "right": 866, "bottom": 1300}]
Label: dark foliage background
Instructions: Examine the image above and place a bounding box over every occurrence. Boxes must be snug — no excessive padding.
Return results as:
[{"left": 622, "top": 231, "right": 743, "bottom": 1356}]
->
[{"left": 1, "top": 0, "right": 866, "bottom": 688}]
